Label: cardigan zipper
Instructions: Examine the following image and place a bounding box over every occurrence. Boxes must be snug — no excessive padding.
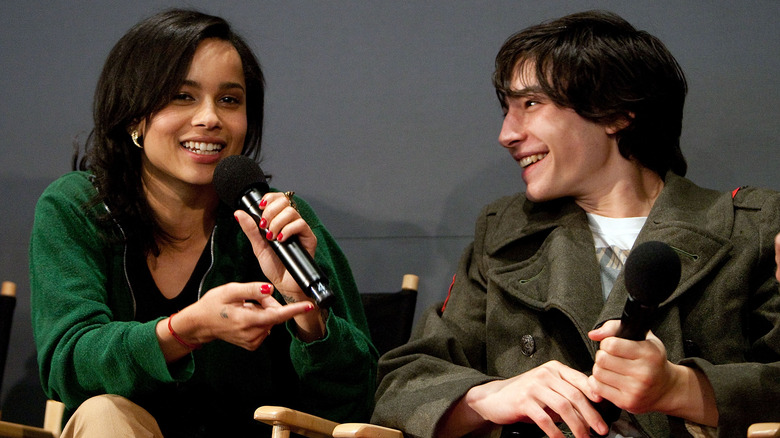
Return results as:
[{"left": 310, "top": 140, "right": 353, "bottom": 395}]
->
[{"left": 197, "top": 225, "right": 217, "bottom": 300}]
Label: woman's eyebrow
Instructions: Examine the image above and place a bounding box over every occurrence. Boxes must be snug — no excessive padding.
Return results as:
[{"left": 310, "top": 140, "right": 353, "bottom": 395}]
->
[{"left": 181, "top": 79, "right": 246, "bottom": 92}]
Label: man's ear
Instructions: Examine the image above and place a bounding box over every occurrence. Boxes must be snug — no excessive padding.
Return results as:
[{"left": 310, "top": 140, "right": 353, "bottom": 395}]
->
[{"left": 605, "top": 112, "right": 634, "bottom": 135}]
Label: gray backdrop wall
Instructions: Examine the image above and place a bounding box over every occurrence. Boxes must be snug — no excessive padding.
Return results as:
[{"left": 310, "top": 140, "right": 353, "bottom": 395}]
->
[{"left": 1, "top": 0, "right": 778, "bottom": 425}]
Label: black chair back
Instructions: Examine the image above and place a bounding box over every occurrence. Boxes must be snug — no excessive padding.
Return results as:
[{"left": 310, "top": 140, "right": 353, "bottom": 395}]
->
[
  {"left": 0, "top": 282, "right": 17, "bottom": 412},
  {"left": 361, "top": 275, "right": 418, "bottom": 356}
]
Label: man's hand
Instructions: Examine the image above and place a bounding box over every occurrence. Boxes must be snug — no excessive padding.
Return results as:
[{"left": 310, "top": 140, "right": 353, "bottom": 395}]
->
[
  {"left": 438, "top": 361, "right": 608, "bottom": 438},
  {"left": 588, "top": 320, "right": 718, "bottom": 426}
]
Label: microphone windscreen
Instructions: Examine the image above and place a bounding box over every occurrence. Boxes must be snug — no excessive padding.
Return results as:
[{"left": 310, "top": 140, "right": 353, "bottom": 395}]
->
[
  {"left": 213, "top": 155, "right": 269, "bottom": 207},
  {"left": 623, "top": 241, "right": 681, "bottom": 306}
]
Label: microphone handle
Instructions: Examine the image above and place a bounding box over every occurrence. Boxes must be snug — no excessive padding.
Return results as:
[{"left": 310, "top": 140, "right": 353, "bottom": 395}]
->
[
  {"left": 239, "top": 190, "right": 335, "bottom": 308},
  {"left": 614, "top": 297, "right": 656, "bottom": 341},
  {"left": 592, "top": 298, "right": 658, "bottom": 432}
]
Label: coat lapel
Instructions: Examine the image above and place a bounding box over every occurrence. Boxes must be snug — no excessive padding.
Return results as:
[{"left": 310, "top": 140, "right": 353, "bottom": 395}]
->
[
  {"left": 485, "top": 173, "right": 735, "bottom": 356},
  {"left": 485, "top": 196, "right": 605, "bottom": 349}
]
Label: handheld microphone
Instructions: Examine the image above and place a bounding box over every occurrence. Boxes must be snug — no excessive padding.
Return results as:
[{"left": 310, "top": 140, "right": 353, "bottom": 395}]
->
[
  {"left": 595, "top": 240, "right": 681, "bottom": 428},
  {"left": 616, "top": 240, "right": 681, "bottom": 340},
  {"left": 213, "top": 155, "right": 335, "bottom": 308}
]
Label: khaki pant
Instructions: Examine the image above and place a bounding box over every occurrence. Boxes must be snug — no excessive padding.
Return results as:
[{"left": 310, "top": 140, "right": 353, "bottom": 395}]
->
[{"left": 61, "top": 394, "right": 164, "bottom": 438}]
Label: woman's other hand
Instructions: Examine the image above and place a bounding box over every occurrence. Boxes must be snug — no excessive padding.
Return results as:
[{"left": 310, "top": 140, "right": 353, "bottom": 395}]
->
[{"left": 156, "top": 282, "right": 315, "bottom": 361}]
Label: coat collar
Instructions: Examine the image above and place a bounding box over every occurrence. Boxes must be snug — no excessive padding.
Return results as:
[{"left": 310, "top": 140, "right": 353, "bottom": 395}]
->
[
  {"left": 621, "top": 173, "right": 734, "bottom": 310},
  {"left": 484, "top": 172, "right": 735, "bottom": 330}
]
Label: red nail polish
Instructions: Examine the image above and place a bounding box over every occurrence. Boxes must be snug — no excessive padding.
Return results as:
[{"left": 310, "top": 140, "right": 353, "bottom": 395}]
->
[
  {"left": 306, "top": 303, "right": 315, "bottom": 312},
  {"left": 266, "top": 230, "right": 274, "bottom": 240},
  {"left": 276, "top": 232, "right": 284, "bottom": 242},
  {"left": 259, "top": 198, "right": 267, "bottom": 208},
  {"left": 261, "top": 284, "right": 272, "bottom": 294},
  {"left": 258, "top": 218, "right": 267, "bottom": 228},
  {"left": 234, "top": 213, "right": 240, "bottom": 222}
]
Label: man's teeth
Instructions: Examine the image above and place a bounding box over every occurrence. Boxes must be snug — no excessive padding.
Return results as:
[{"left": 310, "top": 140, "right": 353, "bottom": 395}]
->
[
  {"left": 520, "top": 153, "right": 548, "bottom": 168},
  {"left": 182, "top": 141, "right": 223, "bottom": 155}
]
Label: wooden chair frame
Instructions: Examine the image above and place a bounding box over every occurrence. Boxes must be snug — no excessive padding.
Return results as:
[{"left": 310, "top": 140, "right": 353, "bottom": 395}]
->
[
  {"left": 254, "top": 406, "right": 402, "bottom": 438},
  {"left": 748, "top": 423, "right": 780, "bottom": 438}
]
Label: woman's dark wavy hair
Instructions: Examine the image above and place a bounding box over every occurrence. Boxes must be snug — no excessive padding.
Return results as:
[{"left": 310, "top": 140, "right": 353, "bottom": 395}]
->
[
  {"left": 493, "top": 10, "right": 688, "bottom": 177},
  {"left": 74, "top": 9, "right": 265, "bottom": 255}
]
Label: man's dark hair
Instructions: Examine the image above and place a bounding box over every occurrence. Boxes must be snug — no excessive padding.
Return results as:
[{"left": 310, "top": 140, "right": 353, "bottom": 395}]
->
[{"left": 493, "top": 10, "right": 688, "bottom": 177}]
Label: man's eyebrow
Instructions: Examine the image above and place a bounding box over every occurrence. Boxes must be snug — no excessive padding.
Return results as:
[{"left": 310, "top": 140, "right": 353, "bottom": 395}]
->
[{"left": 504, "top": 85, "right": 544, "bottom": 99}]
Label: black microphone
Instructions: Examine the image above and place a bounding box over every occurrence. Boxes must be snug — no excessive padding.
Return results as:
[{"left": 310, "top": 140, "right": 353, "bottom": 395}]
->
[
  {"left": 616, "top": 240, "right": 681, "bottom": 340},
  {"left": 594, "top": 240, "right": 681, "bottom": 429},
  {"left": 213, "top": 155, "right": 335, "bottom": 308}
]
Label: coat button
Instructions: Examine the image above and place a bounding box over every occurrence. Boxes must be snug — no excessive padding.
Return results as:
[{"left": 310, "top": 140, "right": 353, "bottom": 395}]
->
[{"left": 520, "top": 334, "right": 536, "bottom": 356}]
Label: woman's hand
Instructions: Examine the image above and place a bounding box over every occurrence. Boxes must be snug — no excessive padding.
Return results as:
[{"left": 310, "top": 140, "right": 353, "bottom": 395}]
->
[
  {"left": 234, "top": 192, "right": 317, "bottom": 302},
  {"left": 234, "top": 192, "right": 326, "bottom": 341},
  {"left": 588, "top": 320, "right": 718, "bottom": 426},
  {"left": 156, "top": 282, "right": 315, "bottom": 362},
  {"left": 438, "top": 361, "right": 607, "bottom": 438}
]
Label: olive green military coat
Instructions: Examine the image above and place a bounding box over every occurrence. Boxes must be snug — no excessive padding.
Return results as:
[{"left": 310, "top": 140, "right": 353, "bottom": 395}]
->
[{"left": 373, "top": 173, "right": 780, "bottom": 438}]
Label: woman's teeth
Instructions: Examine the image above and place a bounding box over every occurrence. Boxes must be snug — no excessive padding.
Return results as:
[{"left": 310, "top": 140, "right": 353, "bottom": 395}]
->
[
  {"left": 182, "top": 141, "right": 223, "bottom": 155},
  {"left": 520, "top": 153, "right": 547, "bottom": 168}
]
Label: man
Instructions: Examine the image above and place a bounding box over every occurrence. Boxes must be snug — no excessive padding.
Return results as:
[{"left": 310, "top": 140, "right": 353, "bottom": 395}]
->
[{"left": 372, "top": 10, "right": 780, "bottom": 438}]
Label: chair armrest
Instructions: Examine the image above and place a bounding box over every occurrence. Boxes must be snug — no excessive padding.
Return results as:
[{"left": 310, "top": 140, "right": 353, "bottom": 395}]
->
[
  {"left": 254, "top": 406, "right": 338, "bottom": 438},
  {"left": 748, "top": 423, "right": 780, "bottom": 438},
  {"left": 0, "top": 421, "right": 54, "bottom": 438},
  {"left": 333, "top": 423, "right": 403, "bottom": 438},
  {"left": 43, "top": 400, "right": 64, "bottom": 438},
  {"left": 0, "top": 399, "right": 63, "bottom": 438}
]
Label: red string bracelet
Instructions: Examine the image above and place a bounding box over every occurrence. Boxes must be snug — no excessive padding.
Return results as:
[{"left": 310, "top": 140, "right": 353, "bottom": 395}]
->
[{"left": 168, "top": 313, "right": 202, "bottom": 350}]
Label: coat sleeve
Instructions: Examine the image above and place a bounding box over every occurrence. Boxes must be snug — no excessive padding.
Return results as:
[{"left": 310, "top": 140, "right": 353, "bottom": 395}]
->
[
  {"left": 284, "top": 195, "right": 379, "bottom": 423},
  {"left": 29, "top": 173, "right": 190, "bottom": 410},
  {"left": 372, "top": 209, "right": 498, "bottom": 438},
  {"left": 682, "top": 187, "right": 780, "bottom": 438}
]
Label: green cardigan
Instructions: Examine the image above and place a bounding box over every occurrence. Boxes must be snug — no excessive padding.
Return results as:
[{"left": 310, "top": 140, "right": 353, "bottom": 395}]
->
[
  {"left": 30, "top": 171, "right": 377, "bottom": 436},
  {"left": 373, "top": 173, "right": 780, "bottom": 438}
]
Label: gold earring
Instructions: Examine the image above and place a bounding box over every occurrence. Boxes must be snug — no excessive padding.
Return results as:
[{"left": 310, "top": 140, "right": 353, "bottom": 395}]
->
[{"left": 131, "top": 130, "right": 143, "bottom": 149}]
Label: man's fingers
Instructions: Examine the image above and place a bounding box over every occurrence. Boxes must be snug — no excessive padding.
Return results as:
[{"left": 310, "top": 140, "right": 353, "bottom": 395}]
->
[
  {"left": 588, "top": 319, "right": 621, "bottom": 341},
  {"left": 554, "top": 372, "right": 608, "bottom": 436},
  {"left": 543, "top": 362, "right": 609, "bottom": 436},
  {"left": 524, "top": 403, "right": 565, "bottom": 438},
  {"left": 774, "top": 233, "right": 780, "bottom": 282}
]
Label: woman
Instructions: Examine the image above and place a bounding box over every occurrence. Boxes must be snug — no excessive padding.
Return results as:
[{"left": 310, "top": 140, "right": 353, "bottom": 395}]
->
[{"left": 29, "top": 9, "right": 376, "bottom": 437}]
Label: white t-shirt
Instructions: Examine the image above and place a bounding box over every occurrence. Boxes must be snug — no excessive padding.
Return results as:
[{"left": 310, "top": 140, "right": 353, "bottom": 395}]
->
[
  {"left": 587, "top": 213, "right": 648, "bottom": 438},
  {"left": 587, "top": 213, "right": 647, "bottom": 301},
  {"left": 587, "top": 213, "right": 646, "bottom": 253},
  {"left": 586, "top": 213, "right": 646, "bottom": 299}
]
